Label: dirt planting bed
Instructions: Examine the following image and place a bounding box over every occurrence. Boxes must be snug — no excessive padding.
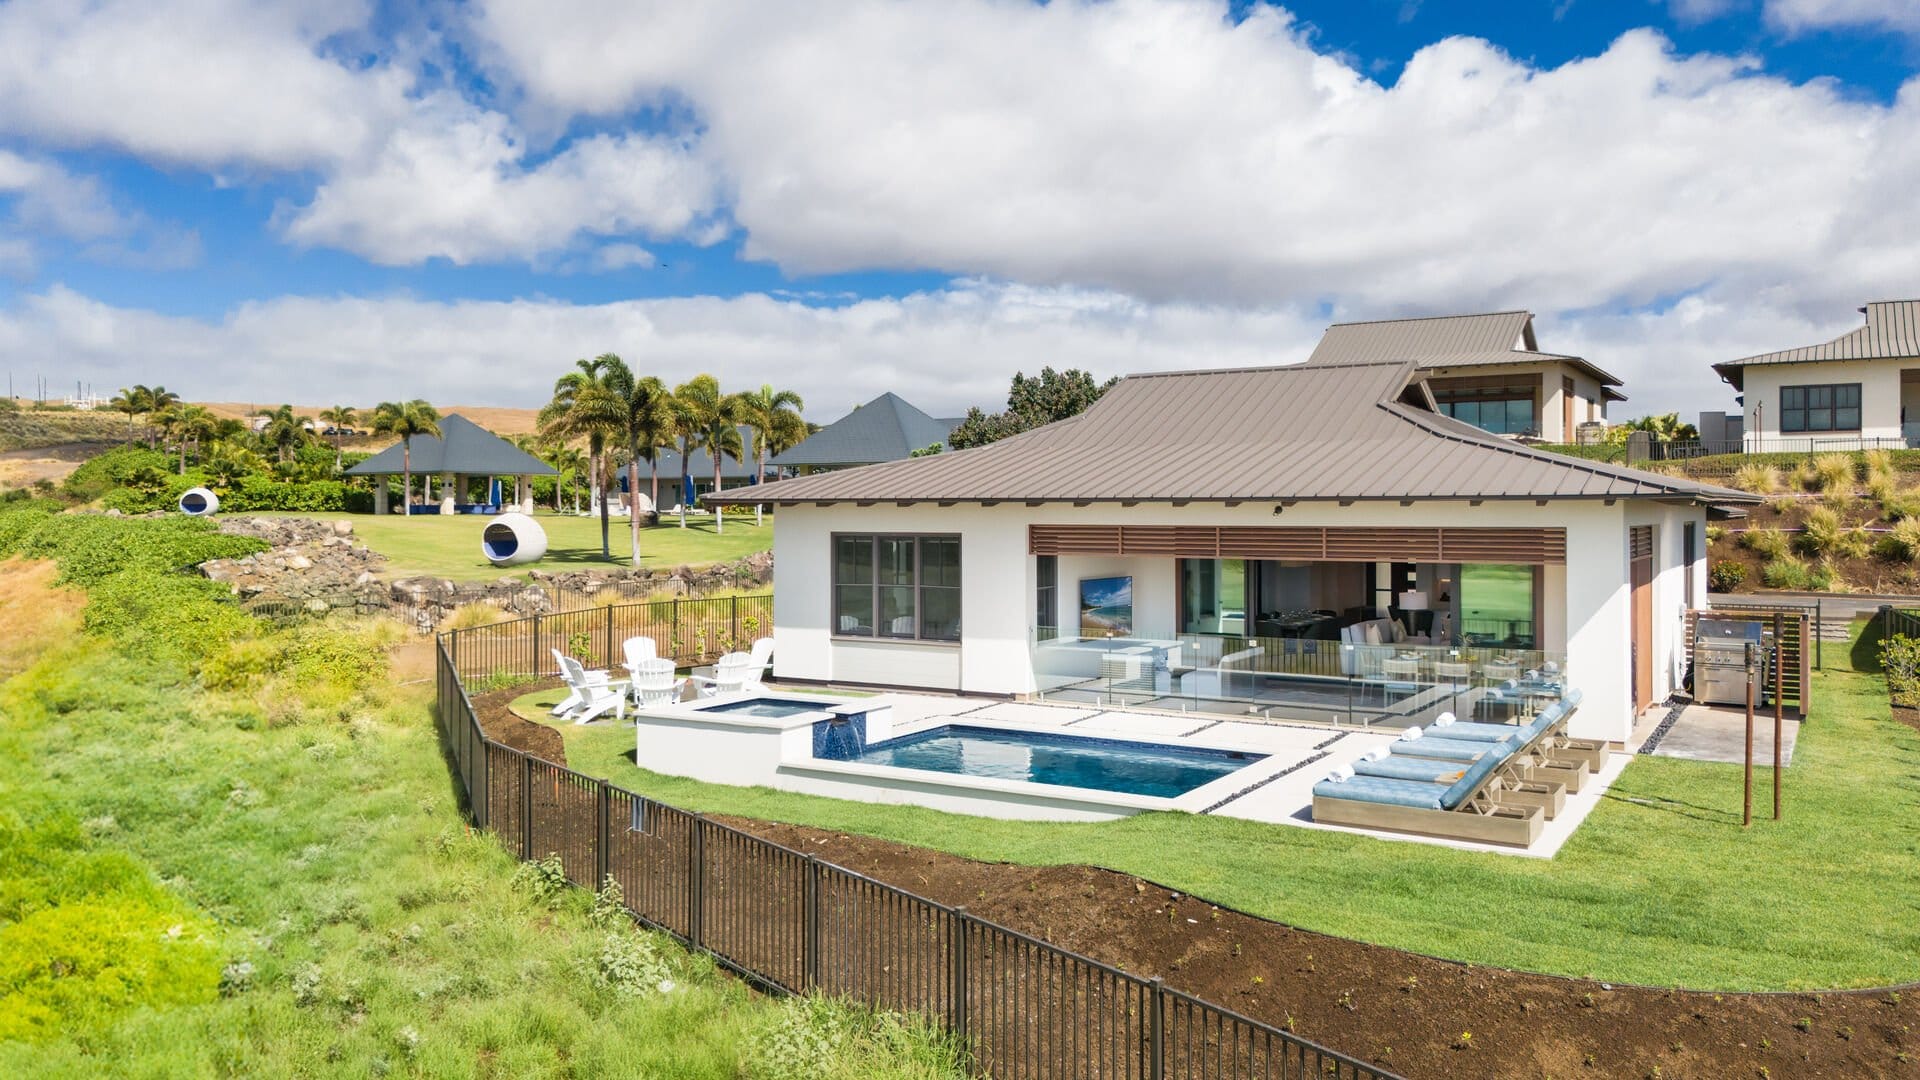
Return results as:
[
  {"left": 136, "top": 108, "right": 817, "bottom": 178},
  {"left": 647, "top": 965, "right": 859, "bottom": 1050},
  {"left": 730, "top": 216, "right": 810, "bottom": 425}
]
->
[{"left": 469, "top": 685, "right": 1918, "bottom": 1079}]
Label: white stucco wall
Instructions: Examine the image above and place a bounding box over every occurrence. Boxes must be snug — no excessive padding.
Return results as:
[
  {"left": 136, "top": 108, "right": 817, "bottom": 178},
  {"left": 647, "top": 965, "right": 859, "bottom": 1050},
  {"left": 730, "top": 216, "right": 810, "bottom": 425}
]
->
[
  {"left": 1737, "top": 358, "right": 1913, "bottom": 443},
  {"left": 770, "top": 499, "right": 1688, "bottom": 744}
]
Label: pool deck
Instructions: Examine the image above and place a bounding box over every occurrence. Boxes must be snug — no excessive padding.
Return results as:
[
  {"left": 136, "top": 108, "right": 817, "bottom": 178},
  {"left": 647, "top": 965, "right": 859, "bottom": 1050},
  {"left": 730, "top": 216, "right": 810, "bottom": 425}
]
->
[{"left": 868, "top": 691, "right": 1623, "bottom": 858}]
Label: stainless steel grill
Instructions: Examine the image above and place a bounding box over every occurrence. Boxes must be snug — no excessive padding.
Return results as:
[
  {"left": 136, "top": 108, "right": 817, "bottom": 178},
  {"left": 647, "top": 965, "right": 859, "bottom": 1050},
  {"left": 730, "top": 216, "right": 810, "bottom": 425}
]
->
[{"left": 1695, "top": 620, "right": 1773, "bottom": 706}]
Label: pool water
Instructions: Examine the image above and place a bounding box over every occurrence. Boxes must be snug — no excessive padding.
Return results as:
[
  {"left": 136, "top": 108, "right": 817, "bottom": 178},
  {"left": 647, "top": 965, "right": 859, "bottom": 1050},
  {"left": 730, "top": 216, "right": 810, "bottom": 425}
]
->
[
  {"left": 698, "top": 698, "right": 829, "bottom": 719},
  {"left": 853, "top": 726, "right": 1263, "bottom": 799}
]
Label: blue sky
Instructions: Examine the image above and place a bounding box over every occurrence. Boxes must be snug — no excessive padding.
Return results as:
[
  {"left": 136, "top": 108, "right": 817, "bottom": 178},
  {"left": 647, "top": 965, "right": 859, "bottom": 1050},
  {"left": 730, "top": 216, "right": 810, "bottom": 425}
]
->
[{"left": 1, "top": 0, "right": 1917, "bottom": 418}]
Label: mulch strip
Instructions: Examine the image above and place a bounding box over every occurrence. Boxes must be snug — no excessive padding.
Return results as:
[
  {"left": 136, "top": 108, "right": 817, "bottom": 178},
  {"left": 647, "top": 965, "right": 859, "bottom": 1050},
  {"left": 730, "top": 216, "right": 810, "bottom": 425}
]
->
[{"left": 469, "top": 683, "right": 1918, "bottom": 1079}]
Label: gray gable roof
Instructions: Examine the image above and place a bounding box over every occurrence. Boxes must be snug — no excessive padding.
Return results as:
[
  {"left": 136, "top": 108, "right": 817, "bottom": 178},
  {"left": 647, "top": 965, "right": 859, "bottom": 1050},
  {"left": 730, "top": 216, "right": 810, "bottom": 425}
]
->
[
  {"left": 345, "top": 414, "right": 556, "bottom": 477},
  {"left": 1308, "top": 310, "right": 1624, "bottom": 394},
  {"left": 710, "top": 361, "right": 1753, "bottom": 507},
  {"left": 770, "top": 392, "right": 957, "bottom": 468},
  {"left": 1714, "top": 301, "right": 1920, "bottom": 390},
  {"left": 655, "top": 425, "right": 761, "bottom": 480}
]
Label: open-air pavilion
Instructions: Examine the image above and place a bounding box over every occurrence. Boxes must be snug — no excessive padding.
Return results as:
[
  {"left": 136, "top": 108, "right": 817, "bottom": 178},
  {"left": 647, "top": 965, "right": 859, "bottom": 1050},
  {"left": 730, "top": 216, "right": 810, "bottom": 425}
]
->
[{"left": 346, "top": 414, "right": 556, "bottom": 515}]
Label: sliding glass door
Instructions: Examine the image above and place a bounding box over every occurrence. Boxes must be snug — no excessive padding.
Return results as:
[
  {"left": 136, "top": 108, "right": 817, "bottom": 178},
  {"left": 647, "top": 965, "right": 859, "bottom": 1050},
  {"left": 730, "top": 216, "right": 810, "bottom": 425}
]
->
[
  {"left": 1459, "top": 563, "right": 1536, "bottom": 648},
  {"left": 1179, "top": 559, "right": 1246, "bottom": 636}
]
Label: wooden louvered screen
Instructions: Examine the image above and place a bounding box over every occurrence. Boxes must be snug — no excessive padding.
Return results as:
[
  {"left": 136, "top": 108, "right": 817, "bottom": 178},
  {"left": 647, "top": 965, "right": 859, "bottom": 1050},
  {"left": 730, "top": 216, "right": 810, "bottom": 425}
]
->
[
  {"left": 1629, "top": 525, "right": 1654, "bottom": 560},
  {"left": 1027, "top": 524, "right": 1567, "bottom": 564}
]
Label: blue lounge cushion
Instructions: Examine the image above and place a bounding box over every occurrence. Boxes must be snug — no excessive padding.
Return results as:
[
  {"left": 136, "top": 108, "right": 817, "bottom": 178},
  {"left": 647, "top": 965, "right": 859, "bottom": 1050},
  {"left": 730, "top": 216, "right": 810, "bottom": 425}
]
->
[
  {"left": 1313, "top": 775, "right": 1445, "bottom": 809},
  {"left": 1404, "top": 735, "right": 1512, "bottom": 760},
  {"left": 1356, "top": 756, "right": 1470, "bottom": 783},
  {"left": 1438, "top": 748, "right": 1509, "bottom": 809}
]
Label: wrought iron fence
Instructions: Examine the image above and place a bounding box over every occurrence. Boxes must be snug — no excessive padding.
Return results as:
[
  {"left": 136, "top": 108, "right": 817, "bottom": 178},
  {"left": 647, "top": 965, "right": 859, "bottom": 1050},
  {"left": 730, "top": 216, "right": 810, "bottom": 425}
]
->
[{"left": 433, "top": 605, "right": 1400, "bottom": 1080}]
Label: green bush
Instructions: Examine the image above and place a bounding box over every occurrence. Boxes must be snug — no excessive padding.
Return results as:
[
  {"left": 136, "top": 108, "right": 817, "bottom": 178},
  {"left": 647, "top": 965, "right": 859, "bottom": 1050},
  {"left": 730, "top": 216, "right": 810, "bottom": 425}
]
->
[
  {"left": 1877, "top": 519, "right": 1920, "bottom": 562},
  {"left": 1879, "top": 632, "right": 1920, "bottom": 706},
  {"left": 61, "top": 446, "right": 173, "bottom": 501},
  {"left": 1811, "top": 453, "right": 1856, "bottom": 495},
  {"left": 1740, "top": 527, "right": 1790, "bottom": 560},
  {"left": 1760, "top": 557, "right": 1812, "bottom": 590},
  {"left": 14, "top": 514, "right": 266, "bottom": 587},
  {"left": 1732, "top": 463, "right": 1782, "bottom": 495},
  {"left": 1534, "top": 443, "right": 1625, "bottom": 463},
  {"left": 222, "top": 476, "right": 348, "bottom": 512},
  {"left": 0, "top": 814, "right": 222, "bottom": 1043},
  {"left": 1796, "top": 507, "right": 1842, "bottom": 556},
  {"left": 1709, "top": 561, "right": 1747, "bottom": 592},
  {"left": 84, "top": 570, "right": 256, "bottom": 664},
  {"left": 1837, "top": 527, "right": 1875, "bottom": 561}
]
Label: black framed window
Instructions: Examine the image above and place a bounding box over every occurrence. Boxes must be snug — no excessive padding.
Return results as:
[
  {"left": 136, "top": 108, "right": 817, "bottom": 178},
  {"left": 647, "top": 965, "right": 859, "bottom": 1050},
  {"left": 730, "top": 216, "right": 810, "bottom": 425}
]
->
[
  {"left": 832, "top": 534, "right": 961, "bottom": 642},
  {"left": 1036, "top": 555, "right": 1058, "bottom": 641},
  {"left": 1781, "top": 383, "right": 1860, "bottom": 433},
  {"left": 1433, "top": 386, "right": 1537, "bottom": 436}
]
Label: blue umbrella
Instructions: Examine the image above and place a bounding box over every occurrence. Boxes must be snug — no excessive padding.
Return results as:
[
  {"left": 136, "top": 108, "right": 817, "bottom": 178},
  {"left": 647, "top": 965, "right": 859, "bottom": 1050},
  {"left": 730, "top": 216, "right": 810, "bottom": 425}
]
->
[{"left": 683, "top": 473, "right": 697, "bottom": 509}]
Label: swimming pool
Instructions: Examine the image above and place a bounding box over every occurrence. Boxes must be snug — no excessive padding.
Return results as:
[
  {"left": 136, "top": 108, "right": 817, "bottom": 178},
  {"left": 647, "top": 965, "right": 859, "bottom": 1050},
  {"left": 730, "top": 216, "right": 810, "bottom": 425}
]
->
[
  {"left": 852, "top": 725, "right": 1265, "bottom": 799},
  {"left": 695, "top": 697, "right": 831, "bottom": 719}
]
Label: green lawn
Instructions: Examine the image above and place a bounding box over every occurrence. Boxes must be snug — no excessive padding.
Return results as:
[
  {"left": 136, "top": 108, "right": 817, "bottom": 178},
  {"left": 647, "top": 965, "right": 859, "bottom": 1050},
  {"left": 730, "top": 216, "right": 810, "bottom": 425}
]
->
[
  {"left": 254, "top": 511, "right": 773, "bottom": 581},
  {"left": 534, "top": 622, "right": 1920, "bottom": 992}
]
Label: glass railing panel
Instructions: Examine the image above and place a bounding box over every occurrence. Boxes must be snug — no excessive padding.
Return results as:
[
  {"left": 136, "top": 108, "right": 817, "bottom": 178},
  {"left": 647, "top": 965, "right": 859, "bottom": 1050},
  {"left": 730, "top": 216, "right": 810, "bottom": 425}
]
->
[{"left": 1031, "top": 627, "right": 1569, "bottom": 729}]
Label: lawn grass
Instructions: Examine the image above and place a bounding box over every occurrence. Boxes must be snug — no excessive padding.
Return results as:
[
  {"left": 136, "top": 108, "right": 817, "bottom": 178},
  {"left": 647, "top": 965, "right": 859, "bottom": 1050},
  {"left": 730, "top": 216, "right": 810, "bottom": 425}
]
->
[
  {"left": 543, "top": 622, "right": 1920, "bottom": 991},
  {"left": 0, "top": 563, "right": 958, "bottom": 1077},
  {"left": 250, "top": 511, "right": 773, "bottom": 581}
]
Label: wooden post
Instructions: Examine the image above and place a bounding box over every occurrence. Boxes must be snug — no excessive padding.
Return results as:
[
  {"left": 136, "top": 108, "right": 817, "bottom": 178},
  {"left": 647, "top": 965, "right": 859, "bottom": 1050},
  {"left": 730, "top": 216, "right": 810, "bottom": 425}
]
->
[
  {"left": 1773, "top": 613, "right": 1784, "bottom": 821},
  {"left": 1743, "top": 642, "right": 1755, "bottom": 828}
]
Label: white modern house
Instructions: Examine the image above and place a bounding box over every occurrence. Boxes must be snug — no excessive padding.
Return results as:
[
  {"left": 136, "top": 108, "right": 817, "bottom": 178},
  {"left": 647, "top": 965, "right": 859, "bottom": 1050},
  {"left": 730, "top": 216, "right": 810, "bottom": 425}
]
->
[
  {"left": 711, "top": 356, "right": 1755, "bottom": 747},
  {"left": 1714, "top": 299, "right": 1920, "bottom": 447}
]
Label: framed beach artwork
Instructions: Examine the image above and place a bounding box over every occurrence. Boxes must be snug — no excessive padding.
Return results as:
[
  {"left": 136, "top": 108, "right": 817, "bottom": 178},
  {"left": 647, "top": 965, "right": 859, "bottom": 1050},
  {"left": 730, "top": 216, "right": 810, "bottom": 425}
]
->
[{"left": 1078, "top": 576, "right": 1133, "bottom": 637}]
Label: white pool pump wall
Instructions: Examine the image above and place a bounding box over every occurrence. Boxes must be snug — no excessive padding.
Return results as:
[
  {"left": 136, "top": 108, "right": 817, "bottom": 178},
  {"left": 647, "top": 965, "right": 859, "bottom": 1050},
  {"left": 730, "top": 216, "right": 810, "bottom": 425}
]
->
[
  {"left": 178, "top": 487, "right": 220, "bottom": 516},
  {"left": 481, "top": 512, "right": 547, "bottom": 566}
]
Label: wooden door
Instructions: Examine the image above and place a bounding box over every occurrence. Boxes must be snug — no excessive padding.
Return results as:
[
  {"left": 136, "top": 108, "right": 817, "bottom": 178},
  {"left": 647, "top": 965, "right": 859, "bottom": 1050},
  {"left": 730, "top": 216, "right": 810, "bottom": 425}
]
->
[
  {"left": 1630, "top": 553, "right": 1654, "bottom": 713},
  {"left": 1562, "top": 376, "right": 1576, "bottom": 439}
]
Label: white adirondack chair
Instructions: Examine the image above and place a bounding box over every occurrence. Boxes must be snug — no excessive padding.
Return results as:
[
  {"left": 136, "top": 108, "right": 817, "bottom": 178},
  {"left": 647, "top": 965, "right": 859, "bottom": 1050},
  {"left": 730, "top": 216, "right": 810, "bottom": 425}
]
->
[
  {"left": 622, "top": 636, "right": 658, "bottom": 676},
  {"left": 549, "top": 648, "right": 613, "bottom": 716},
  {"left": 690, "top": 637, "right": 774, "bottom": 698},
  {"left": 629, "top": 658, "right": 685, "bottom": 709},
  {"left": 555, "top": 654, "right": 627, "bottom": 724}
]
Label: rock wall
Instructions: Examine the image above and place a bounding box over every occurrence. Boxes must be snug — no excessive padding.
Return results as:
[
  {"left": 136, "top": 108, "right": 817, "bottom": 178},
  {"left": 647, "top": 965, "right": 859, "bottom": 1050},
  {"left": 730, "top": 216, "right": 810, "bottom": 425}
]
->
[{"left": 196, "top": 515, "right": 773, "bottom": 628}]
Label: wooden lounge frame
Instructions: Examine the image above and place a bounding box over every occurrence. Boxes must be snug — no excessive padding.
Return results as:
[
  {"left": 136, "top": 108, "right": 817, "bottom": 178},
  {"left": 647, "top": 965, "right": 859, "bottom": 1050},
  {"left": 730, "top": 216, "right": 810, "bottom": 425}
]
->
[{"left": 1312, "top": 776, "right": 1544, "bottom": 847}]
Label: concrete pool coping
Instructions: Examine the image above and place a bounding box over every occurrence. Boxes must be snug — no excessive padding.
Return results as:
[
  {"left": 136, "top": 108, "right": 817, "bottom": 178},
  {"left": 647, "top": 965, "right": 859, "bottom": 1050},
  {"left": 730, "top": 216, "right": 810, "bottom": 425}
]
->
[{"left": 630, "top": 688, "right": 1622, "bottom": 853}]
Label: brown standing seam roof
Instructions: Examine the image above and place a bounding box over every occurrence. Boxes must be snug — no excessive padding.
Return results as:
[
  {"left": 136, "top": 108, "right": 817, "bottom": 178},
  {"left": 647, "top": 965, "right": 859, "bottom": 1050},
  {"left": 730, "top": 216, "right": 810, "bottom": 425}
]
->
[
  {"left": 1714, "top": 301, "right": 1920, "bottom": 390},
  {"left": 1305, "top": 310, "right": 1624, "bottom": 392},
  {"left": 708, "top": 361, "right": 1755, "bottom": 507}
]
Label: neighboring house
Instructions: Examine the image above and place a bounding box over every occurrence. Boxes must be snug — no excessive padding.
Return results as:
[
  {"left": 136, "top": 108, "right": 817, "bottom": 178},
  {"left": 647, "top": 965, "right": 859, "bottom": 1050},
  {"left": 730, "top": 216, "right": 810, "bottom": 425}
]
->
[
  {"left": 650, "top": 426, "right": 763, "bottom": 505},
  {"left": 346, "top": 414, "right": 556, "bottom": 514},
  {"left": 1713, "top": 300, "right": 1920, "bottom": 447},
  {"left": 770, "top": 392, "right": 961, "bottom": 475},
  {"left": 1306, "top": 311, "right": 1623, "bottom": 441},
  {"left": 711, "top": 360, "right": 1755, "bottom": 746}
]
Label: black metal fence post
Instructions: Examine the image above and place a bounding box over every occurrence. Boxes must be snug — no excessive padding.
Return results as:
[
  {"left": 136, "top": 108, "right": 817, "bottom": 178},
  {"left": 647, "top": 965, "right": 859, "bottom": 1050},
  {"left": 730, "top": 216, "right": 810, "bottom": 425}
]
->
[
  {"left": 531, "top": 614, "right": 542, "bottom": 680},
  {"left": 604, "top": 605, "right": 615, "bottom": 669},
  {"left": 594, "top": 779, "right": 610, "bottom": 890},
  {"left": 520, "top": 754, "right": 534, "bottom": 861},
  {"left": 688, "top": 812, "right": 705, "bottom": 949},
  {"left": 950, "top": 906, "right": 969, "bottom": 1039},
  {"left": 731, "top": 594, "right": 739, "bottom": 648},
  {"left": 1148, "top": 976, "right": 1166, "bottom": 1080},
  {"left": 803, "top": 854, "right": 820, "bottom": 991}
]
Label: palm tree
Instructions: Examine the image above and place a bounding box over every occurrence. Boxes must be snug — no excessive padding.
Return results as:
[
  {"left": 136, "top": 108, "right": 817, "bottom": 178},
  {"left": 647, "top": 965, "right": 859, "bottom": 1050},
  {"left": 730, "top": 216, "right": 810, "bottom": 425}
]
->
[
  {"left": 143, "top": 386, "right": 179, "bottom": 448},
  {"left": 317, "top": 405, "right": 358, "bottom": 471},
  {"left": 201, "top": 439, "right": 264, "bottom": 488},
  {"left": 547, "top": 444, "right": 588, "bottom": 513},
  {"left": 605, "top": 366, "right": 676, "bottom": 567},
  {"left": 735, "top": 383, "right": 805, "bottom": 527},
  {"left": 538, "top": 357, "right": 627, "bottom": 558},
  {"left": 371, "top": 400, "right": 442, "bottom": 517},
  {"left": 162, "top": 404, "right": 216, "bottom": 474},
  {"left": 672, "top": 374, "right": 741, "bottom": 534},
  {"left": 252, "top": 404, "right": 313, "bottom": 464},
  {"left": 108, "top": 385, "right": 152, "bottom": 444}
]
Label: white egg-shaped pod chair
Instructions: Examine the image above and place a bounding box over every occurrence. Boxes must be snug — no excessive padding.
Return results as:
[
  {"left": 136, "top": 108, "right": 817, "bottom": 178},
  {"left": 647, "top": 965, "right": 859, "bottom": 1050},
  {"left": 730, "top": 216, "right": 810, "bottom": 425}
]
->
[
  {"left": 481, "top": 512, "right": 547, "bottom": 566},
  {"left": 178, "top": 486, "right": 220, "bottom": 516}
]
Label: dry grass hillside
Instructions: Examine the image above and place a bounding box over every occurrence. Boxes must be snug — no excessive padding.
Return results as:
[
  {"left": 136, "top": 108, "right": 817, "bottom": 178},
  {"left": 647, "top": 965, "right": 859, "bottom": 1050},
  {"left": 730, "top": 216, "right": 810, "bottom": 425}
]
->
[{"left": 199, "top": 402, "right": 539, "bottom": 435}]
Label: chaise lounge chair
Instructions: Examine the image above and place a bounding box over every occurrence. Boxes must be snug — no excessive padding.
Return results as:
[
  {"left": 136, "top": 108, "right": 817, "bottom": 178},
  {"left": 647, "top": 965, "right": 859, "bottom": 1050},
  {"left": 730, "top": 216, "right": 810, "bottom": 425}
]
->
[
  {"left": 1311, "top": 742, "right": 1544, "bottom": 847},
  {"left": 1353, "top": 710, "right": 1569, "bottom": 819},
  {"left": 1423, "top": 691, "right": 1602, "bottom": 788}
]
